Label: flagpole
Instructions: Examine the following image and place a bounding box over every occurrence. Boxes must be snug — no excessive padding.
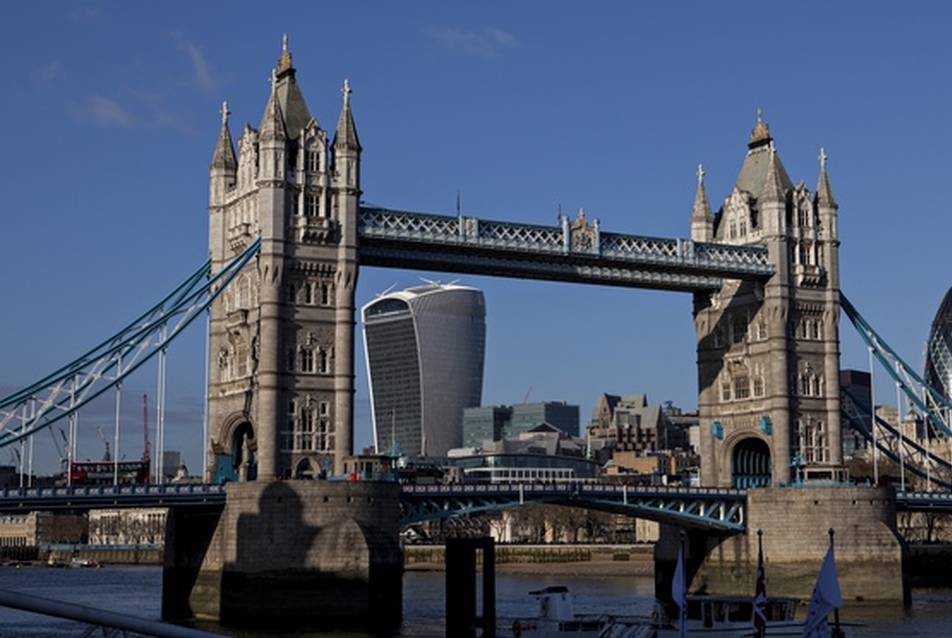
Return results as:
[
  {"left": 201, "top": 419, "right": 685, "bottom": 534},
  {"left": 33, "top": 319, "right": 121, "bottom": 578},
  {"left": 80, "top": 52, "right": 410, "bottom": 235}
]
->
[
  {"left": 754, "top": 529, "right": 766, "bottom": 638},
  {"left": 830, "top": 528, "right": 842, "bottom": 638}
]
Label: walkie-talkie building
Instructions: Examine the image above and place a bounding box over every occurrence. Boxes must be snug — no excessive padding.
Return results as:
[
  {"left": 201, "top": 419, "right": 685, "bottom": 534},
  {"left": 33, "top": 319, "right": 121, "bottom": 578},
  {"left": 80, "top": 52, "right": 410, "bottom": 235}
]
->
[
  {"left": 362, "top": 284, "right": 486, "bottom": 457},
  {"left": 925, "top": 286, "right": 952, "bottom": 401}
]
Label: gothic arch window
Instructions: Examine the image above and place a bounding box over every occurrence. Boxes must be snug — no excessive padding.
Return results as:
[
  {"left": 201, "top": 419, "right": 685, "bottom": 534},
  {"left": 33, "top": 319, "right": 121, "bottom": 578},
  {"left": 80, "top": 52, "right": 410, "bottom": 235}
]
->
[
  {"left": 321, "top": 282, "right": 331, "bottom": 305},
  {"left": 713, "top": 327, "right": 725, "bottom": 348},
  {"left": 303, "top": 282, "right": 313, "bottom": 305},
  {"left": 721, "top": 380, "right": 731, "bottom": 402}
]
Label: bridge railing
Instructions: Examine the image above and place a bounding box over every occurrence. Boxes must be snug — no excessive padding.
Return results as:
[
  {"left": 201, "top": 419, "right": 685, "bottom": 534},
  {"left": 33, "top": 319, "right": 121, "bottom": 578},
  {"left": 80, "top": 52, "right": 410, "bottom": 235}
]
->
[{"left": 358, "top": 207, "right": 773, "bottom": 276}]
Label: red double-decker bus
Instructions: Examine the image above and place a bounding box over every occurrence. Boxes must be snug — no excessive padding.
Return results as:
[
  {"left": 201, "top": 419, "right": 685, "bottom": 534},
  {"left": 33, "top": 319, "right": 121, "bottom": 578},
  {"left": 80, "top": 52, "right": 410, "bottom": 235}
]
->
[{"left": 69, "top": 460, "right": 150, "bottom": 485}]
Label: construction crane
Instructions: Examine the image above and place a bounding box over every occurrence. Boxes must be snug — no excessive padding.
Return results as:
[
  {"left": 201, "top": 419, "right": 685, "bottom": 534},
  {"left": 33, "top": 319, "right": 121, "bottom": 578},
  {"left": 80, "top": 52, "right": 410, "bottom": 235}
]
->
[
  {"left": 142, "top": 394, "right": 151, "bottom": 465},
  {"left": 97, "top": 426, "right": 111, "bottom": 462}
]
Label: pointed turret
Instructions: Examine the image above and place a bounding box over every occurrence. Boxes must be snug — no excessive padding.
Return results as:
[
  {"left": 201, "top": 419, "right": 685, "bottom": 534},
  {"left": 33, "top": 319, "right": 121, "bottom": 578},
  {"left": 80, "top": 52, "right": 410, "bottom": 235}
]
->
[
  {"left": 272, "top": 34, "right": 314, "bottom": 138},
  {"left": 761, "top": 147, "right": 786, "bottom": 205},
  {"left": 815, "top": 147, "right": 837, "bottom": 210},
  {"left": 734, "top": 110, "right": 793, "bottom": 201},
  {"left": 691, "top": 164, "right": 714, "bottom": 242},
  {"left": 210, "top": 101, "right": 237, "bottom": 209},
  {"left": 259, "top": 70, "right": 287, "bottom": 143},
  {"left": 332, "top": 78, "right": 361, "bottom": 192},
  {"left": 333, "top": 78, "right": 362, "bottom": 156},
  {"left": 211, "top": 101, "right": 237, "bottom": 172}
]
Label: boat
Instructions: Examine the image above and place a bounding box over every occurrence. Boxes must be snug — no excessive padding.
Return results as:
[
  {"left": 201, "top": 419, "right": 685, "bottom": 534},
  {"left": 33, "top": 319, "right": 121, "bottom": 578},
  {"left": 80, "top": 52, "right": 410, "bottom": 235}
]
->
[
  {"left": 503, "top": 585, "right": 653, "bottom": 638},
  {"left": 69, "top": 557, "right": 101, "bottom": 568},
  {"left": 597, "top": 595, "right": 856, "bottom": 637}
]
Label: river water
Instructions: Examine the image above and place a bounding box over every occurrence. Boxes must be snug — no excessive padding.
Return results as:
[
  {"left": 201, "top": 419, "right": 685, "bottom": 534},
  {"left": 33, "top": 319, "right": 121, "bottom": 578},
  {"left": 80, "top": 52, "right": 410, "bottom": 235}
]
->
[{"left": 0, "top": 565, "right": 950, "bottom": 637}]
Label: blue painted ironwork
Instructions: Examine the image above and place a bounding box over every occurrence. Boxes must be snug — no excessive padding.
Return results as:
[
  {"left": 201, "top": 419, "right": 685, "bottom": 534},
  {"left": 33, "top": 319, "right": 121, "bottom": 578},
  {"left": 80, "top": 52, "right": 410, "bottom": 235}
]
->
[
  {"left": 0, "top": 481, "right": 745, "bottom": 531},
  {"left": 842, "top": 294, "right": 952, "bottom": 438},
  {"left": 0, "top": 239, "right": 262, "bottom": 449},
  {"left": 358, "top": 207, "right": 773, "bottom": 292},
  {"left": 0, "top": 482, "right": 226, "bottom": 512},
  {"left": 399, "top": 483, "right": 748, "bottom": 533}
]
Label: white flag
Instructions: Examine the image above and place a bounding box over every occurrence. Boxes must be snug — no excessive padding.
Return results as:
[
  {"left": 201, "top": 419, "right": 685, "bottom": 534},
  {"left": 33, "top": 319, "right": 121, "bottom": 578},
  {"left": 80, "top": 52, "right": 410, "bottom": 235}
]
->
[
  {"left": 672, "top": 544, "right": 687, "bottom": 638},
  {"left": 802, "top": 543, "right": 842, "bottom": 637}
]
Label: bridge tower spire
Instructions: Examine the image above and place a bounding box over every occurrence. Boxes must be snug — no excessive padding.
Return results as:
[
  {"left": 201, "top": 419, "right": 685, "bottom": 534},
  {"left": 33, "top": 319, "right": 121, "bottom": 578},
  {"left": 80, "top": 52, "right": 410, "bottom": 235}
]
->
[
  {"left": 205, "top": 36, "right": 361, "bottom": 482},
  {"left": 694, "top": 112, "right": 844, "bottom": 487}
]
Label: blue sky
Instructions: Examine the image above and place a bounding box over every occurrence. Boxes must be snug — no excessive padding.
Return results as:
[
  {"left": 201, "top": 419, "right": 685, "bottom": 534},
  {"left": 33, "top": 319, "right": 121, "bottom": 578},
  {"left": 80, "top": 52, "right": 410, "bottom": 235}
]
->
[{"left": 3, "top": 2, "right": 952, "bottom": 475}]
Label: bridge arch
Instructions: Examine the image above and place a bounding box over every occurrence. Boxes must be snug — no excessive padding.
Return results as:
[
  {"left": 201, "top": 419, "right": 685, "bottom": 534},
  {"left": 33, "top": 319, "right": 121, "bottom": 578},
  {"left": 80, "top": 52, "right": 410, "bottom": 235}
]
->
[
  {"left": 214, "top": 413, "right": 257, "bottom": 482},
  {"left": 730, "top": 436, "right": 771, "bottom": 488}
]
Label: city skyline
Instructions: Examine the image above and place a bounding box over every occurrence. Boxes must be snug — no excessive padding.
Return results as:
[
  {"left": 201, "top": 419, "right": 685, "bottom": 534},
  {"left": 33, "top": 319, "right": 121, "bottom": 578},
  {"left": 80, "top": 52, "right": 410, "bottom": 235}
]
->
[{"left": 3, "top": 2, "right": 952, "bottom": 475}]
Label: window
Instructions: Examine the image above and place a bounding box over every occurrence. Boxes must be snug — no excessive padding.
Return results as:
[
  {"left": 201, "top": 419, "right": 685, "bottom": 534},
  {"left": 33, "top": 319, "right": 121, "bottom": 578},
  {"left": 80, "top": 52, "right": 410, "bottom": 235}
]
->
[
  {"left": 306, "top": 150, "right": 320, "bottom": 173},
  {"left": 321, "top": 283, "right": 331, "bottom": 305},
  {"left": 721, "top": 382, "right": 731, "bottom": 402},
  {"left": 731, "top": 314, "right": 747, "bottom": 344},
  {"left": 318, "top": 349, "right": 329, "bottom": 374},
  {"left": 305, "top": 193, "right": 319, "bottom": 217},
  {"left": 734, "top": 375, "right": 750, "bottom": 400},
  {"left": 300, "top": 347, "right": 314, "bottom": 373}
]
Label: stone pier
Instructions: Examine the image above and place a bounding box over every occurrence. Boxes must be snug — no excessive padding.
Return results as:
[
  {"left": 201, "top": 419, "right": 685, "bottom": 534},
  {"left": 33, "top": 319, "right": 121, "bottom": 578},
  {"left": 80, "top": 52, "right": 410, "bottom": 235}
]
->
[
  {"left": 163, "top": 480, "right": 403, "bottom": 632},
  {"left": 656, "top": 486, "right": 907, "bottom": 604}
]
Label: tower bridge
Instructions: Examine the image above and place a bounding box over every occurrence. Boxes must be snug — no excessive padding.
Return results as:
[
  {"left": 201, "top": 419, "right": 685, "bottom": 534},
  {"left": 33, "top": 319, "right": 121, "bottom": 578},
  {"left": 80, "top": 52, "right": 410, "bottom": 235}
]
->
[{"left": 0, "top": 38, "right": 932, "bottom": 629}]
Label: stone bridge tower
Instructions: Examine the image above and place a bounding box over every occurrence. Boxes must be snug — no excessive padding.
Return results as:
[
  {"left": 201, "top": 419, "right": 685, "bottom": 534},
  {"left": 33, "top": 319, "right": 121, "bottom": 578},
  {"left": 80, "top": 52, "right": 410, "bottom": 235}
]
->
[
  {"left": 206, "top": 38, "right": 361, "bottom": 481},
  {"left": 692, "top": 113, "right": 843, "bottom": 487}
]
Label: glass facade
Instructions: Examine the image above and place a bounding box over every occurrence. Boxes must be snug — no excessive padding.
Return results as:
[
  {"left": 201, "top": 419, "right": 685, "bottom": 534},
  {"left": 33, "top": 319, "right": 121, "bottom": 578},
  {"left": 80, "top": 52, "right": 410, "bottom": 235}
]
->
[
  {"left": 926, "top": 287, "right": 952, "bottom": 402},
  {"left": 362, "top": 284, "right": 485, "bottom": 457}
]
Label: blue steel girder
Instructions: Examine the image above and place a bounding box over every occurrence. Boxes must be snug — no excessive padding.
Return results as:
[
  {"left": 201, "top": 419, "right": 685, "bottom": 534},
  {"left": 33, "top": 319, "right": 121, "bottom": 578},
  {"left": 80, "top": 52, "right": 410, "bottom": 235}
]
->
[
  {"left": 399, "top": 483, "right": 747, "bottom": 533},
  {"left": 358, "top": 208, "right": 773, "bottom": 293}
]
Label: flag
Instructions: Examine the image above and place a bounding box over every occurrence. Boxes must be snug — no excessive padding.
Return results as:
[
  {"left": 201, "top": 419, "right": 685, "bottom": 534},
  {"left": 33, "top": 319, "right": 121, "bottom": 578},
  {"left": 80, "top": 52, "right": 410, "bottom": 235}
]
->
[
  {"left": 753, "top": 539, "right": 767, "bottom": 638},
  {"left": 672, "top": 542, "right": 687, "bottom": 638},
  {"left": 802, "top": 543, "right": 842, "bottom": 638}
]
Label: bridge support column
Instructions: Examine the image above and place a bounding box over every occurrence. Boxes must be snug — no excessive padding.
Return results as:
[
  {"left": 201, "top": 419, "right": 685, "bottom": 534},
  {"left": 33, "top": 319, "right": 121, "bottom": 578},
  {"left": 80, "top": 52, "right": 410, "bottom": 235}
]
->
[
  {"left": 655, "top": 486, "right": 907, "bottom": 604},
  {"left": 163, "top": 480, "right": 403, "bottom": 632}
]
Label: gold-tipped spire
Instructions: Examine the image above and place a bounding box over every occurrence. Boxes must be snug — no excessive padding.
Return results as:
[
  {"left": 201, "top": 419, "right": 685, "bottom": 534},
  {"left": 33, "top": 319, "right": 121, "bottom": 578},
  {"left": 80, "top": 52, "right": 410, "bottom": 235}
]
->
[
  {"left": 749, "top": 108, "right": 771, "bottom": 147},
  {"left": 277, "top": 33, "right": 294, "bottom": 76}
]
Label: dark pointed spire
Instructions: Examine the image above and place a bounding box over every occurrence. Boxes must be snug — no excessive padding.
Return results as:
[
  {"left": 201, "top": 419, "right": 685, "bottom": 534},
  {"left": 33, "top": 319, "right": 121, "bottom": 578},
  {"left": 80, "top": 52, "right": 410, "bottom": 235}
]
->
[
  {"left": 259, "top": 69, "right": 287, "bottom": 142},
  {"left": 815, "top": 147, "right": 838, "bottom": 209},
  {"left": 761, "top": 147, "right": 786, "bottom": 204},
  {"left": 333, "top": 78, "right": 361, "bottom": 153},
  {"left": 211, "top": 100, "right": 237, "bottom": 171},
  {"left": 691, "top": 164, "right": 713, "bottom": 223}
]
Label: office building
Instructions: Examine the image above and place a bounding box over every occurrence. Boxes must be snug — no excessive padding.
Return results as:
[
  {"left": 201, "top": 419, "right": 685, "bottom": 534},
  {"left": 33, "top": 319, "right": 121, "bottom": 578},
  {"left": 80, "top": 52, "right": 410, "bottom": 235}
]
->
[
  {"left": 926, "top": 287, "right": 952, "bottom": 402},
  {"left": 462, "top": 401, "right": 580, "bottom": 448},
  {"left": 362, "top": 283, "right": 485, "bottom": 457}
]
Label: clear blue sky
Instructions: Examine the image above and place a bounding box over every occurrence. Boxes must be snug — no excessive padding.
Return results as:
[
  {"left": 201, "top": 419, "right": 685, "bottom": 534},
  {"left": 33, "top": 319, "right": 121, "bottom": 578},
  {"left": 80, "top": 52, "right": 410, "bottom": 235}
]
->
[{"left": 3, "top": 2, "right": 952, "bottom": 475}]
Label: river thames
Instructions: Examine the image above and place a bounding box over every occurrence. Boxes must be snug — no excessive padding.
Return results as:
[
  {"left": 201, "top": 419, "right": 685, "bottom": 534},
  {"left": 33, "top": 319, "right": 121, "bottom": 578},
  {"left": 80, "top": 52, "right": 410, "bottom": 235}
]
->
[{"left": 0, "top": 564, "right": 950, "bottom": 636}]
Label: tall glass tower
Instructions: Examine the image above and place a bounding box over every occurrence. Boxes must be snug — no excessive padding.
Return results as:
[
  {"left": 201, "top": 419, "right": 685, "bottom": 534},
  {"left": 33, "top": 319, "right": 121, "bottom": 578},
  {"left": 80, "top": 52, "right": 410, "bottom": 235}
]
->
[
  {"left": 925, "top": 287, "right": 952, "bottom": 401},
  {"left": 361, "top": 284, "right": 486, "bottom": 457}
]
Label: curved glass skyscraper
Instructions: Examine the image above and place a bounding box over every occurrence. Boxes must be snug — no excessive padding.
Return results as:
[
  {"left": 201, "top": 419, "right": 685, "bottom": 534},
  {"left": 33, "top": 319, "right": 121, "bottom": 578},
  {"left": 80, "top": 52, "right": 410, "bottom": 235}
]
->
[
  {"left": 361, "top": 284, "right": 485, "bottom": 457},
  {"left": 925, "top": 286, "right": 952, "bottom": 401}
]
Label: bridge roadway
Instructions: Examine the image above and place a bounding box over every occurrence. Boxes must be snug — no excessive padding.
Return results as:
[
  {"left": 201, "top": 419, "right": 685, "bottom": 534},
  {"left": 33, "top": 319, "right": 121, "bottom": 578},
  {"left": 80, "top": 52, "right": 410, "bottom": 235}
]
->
[{"left": 2, "top": 481, "right": 948, "bottom": 532}]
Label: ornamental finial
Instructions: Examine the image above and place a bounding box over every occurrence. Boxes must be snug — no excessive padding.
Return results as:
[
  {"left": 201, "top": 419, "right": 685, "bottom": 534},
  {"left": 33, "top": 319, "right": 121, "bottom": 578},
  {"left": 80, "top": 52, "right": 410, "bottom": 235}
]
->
[
  {"left": 697, "top": 164, "right": 705, "bottom": 187},
  {"left": 342, "top": 78, "right": 352, "bottom": 106},
  {"left": 749, "top": 108, "right": 771, "bottom": 145},
  {"left": 819, "top": 147, "right": 828, "bottom": 171},
  {"left": 277, "top": 34, "right": 293, "bottom": 74},
  {"left": 220, "top": 101, "right": 230, "bottom": 126}
]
